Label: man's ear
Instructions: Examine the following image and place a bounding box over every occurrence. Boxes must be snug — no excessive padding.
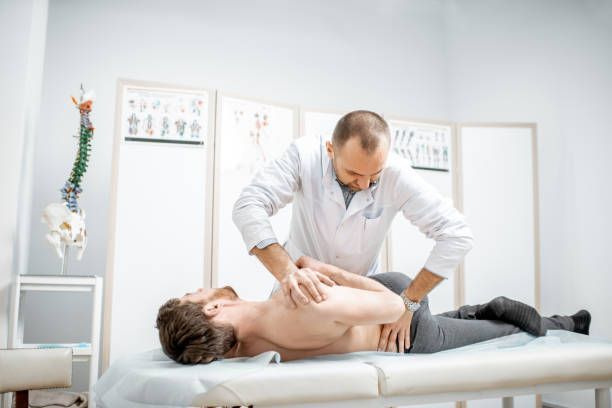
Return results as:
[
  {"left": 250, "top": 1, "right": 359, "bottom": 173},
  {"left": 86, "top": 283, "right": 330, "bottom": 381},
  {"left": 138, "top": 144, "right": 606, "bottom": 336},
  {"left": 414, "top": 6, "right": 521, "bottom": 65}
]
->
[
  {"left": 325, "top": 140, "right": 334, "bottom": 159},
  {"left": 203, "top": 301, "right": 222, "bottom": 318}
]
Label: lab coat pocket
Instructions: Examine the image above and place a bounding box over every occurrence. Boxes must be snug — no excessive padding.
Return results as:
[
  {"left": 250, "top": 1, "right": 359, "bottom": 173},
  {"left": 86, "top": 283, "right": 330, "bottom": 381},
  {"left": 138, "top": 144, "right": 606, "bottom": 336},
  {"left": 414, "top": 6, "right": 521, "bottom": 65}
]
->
[
  {"left": 363, "top": 207, "right": 383, "bottom": 220},
  {"left": 361, "top": 213, "right": 386, "bottom": 253}
]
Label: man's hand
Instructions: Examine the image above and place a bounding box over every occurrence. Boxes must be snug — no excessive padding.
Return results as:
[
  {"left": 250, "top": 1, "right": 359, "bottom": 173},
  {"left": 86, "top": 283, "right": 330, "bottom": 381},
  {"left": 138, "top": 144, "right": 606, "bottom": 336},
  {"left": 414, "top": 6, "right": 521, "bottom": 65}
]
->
[
  {"left": 281, "top": 266, "right": 335, "bottom": 309},
  {"left": 378, "top": 267, "right": 443, "bottom": 352},
  {"left": 295, "top": 256, "right": 329, "bottom": 275},
  {"left": 378, "top": 309, "right": 413, "bottom": 352}
]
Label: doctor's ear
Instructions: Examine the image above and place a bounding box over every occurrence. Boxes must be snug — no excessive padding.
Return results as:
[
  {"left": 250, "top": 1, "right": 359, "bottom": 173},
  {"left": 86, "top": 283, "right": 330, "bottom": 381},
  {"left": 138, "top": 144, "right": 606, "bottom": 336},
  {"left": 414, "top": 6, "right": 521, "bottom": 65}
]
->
[
  {"left": 325, "top": 140, "right": 334, "bottom": 158},
  {"left": 203, "top": 301, "right": 222, "bottom": 318}
]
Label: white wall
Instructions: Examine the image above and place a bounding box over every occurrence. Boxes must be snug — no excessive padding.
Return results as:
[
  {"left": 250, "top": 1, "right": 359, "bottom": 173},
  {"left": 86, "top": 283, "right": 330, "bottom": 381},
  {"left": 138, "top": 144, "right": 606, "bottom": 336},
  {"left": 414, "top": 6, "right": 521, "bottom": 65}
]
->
[
  {"left": 25, "top": 0, "right": 449, "bottom": 390},
  {"left": 0, "top": 0, "right": 47, "bottom": 349},
  {"left": 446, "top": 1, "right": 612, "bottom": 406}
]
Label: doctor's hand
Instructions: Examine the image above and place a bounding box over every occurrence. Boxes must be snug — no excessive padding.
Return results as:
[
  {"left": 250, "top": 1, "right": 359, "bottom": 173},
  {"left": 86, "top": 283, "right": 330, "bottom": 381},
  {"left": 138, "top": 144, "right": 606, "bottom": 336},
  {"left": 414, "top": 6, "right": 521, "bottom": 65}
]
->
[
  {"left": 378, "top": 309, "right": 413, "bottom": 353},
  {"left": 281, "top": 266, "right": 335, "bottom": 309}
]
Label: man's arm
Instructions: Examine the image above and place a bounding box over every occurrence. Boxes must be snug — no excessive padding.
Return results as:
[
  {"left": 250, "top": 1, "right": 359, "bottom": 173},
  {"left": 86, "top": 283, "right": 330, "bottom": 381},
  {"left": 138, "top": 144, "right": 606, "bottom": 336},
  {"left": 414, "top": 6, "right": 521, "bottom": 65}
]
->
[
  {"left": 296, "top": 256, "right": 388, "bottom": 291},
  {"left": 317, "top": 284, "right": 405, "bottom": 327},
  {"left": 295, "top": 256, "right": 404, "bottom": 325},
  {"left": 297, "top": 256, "right": 443, "bottom": 303}
]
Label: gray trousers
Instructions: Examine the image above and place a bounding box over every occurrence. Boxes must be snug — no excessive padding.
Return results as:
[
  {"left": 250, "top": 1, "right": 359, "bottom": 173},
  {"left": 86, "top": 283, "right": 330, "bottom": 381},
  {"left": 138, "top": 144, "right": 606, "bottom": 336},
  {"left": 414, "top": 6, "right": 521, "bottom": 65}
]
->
[{"left": 369, "top": 272, "right": 574, "bottom": 354}]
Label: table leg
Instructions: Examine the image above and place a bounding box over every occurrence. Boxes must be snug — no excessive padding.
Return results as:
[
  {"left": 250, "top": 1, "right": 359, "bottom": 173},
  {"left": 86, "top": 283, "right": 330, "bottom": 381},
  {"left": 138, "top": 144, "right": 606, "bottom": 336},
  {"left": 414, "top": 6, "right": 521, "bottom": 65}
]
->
[{"left": 596, "top": 388, "right": 611, "bottom": 408}]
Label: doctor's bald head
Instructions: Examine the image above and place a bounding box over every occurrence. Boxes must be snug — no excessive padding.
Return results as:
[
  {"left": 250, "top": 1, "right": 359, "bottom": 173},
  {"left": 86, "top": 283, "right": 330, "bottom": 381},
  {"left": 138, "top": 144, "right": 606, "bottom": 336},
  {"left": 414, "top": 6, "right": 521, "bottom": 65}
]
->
[
  {"left": 331, "top": 110, "right": 390, "bottom": 155},
  {"left": 328, "top": 110, "right": 390, "bottom": 191}
]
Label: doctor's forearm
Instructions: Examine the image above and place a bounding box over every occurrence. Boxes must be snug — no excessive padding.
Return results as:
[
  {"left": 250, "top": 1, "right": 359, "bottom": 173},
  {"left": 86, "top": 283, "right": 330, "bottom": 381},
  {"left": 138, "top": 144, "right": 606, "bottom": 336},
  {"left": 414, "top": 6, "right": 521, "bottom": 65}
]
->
[
  {"left": 251, "top": 243, "right": 297, "bottom": 281},
  {"left": 402, "top": 267, "right": 444, "bottom": 302}
]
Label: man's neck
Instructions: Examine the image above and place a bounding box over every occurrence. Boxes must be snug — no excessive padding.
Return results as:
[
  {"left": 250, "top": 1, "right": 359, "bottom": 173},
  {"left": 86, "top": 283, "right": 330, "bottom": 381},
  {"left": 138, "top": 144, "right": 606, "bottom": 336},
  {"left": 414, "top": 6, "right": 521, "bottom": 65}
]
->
[{"left": 223, "top": 300, "right": 272, "bottom": 357}]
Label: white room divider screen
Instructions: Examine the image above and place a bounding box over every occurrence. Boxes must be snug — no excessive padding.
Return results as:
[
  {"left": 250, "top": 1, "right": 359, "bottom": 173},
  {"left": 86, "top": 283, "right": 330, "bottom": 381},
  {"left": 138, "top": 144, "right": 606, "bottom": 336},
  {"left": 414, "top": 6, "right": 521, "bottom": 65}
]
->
[
  {"left": 103, "top": 79, "right": 216, "bottom": 368},
  {"left": 457, "top": 124, "right": 540, "bottom": 308}
]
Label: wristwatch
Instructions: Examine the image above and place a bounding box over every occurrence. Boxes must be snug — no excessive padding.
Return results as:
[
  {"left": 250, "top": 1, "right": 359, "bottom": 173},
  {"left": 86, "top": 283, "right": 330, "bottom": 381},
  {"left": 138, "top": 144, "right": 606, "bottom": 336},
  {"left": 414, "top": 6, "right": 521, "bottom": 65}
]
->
[{"left": 400, "top": 292, "right": 421, "bottom": 313}]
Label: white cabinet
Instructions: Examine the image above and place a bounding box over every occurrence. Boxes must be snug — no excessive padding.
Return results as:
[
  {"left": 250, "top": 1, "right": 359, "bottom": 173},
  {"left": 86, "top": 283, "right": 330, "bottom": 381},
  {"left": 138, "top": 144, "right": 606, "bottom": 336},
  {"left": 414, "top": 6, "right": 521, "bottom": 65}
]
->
[{"left": 8, "top": 274, "right": 103, "bottom": 408}]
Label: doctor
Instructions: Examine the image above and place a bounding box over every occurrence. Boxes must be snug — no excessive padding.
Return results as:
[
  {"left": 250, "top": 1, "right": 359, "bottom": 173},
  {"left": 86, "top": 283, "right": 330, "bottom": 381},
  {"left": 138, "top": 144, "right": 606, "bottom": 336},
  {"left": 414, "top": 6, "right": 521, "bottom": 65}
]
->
[{"left": 232, "top": 110, "right": 473, "bottom": 352}]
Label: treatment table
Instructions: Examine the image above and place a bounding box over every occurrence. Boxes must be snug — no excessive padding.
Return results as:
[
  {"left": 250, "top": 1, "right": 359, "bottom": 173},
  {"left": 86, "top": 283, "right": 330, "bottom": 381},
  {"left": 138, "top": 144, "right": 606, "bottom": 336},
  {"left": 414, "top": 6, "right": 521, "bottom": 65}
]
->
[{"left": 94, "top": 331, "right": 612, "bottom": 407}]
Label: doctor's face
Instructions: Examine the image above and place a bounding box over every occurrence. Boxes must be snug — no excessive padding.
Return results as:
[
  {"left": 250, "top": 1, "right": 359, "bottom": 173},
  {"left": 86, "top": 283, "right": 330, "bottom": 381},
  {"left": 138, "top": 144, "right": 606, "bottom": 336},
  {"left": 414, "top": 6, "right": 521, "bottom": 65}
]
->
[{"left": 327, "top": 137, "right": 389, "bottom": 191}]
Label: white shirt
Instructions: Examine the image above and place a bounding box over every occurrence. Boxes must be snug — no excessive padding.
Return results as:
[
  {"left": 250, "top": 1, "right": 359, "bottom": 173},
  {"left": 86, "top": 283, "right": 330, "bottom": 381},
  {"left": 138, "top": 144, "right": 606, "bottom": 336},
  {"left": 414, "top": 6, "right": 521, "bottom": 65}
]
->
[{"left": 232, "top": 136, "right": 473, "bottom": 279}]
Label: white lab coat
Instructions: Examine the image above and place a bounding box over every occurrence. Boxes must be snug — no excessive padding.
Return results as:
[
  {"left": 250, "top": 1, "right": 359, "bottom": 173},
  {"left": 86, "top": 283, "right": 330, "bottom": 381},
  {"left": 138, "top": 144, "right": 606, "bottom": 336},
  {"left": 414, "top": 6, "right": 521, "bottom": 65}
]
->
[{"left": 232, "top": 136, "right": 473, "bottom": 280}]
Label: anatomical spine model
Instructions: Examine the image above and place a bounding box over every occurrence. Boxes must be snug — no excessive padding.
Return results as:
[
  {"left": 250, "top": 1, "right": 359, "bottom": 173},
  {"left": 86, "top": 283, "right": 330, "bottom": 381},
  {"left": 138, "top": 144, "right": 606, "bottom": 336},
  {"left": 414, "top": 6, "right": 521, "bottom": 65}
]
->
[{"left": 41, "top": 85, "right": 95, "bottom": 261}]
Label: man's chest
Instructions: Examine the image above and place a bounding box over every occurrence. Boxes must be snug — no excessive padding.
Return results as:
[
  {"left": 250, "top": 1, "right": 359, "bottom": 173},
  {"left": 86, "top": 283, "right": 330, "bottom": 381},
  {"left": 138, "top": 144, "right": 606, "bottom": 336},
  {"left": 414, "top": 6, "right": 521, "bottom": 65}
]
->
[{"left": 238, "top": 324, "right": 380, "bottom": 362}]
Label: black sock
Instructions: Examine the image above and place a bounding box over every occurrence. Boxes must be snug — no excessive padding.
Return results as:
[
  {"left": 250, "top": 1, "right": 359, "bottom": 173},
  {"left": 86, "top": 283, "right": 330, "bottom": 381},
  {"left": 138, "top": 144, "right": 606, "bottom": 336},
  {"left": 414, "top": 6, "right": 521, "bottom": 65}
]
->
[
  {"left": 570, "top": 310, "right": 591, "bottom": 335},
  {"left": 475, "top": 296, "right": 544, "bottom": 336}
]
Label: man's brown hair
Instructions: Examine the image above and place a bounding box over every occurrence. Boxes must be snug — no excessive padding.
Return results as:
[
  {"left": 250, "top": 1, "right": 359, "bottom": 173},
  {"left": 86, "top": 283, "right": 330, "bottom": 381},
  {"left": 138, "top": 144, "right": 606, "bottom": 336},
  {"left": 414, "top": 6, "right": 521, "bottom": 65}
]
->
[
  {"left": 156, "top": 299, "right": 237, "bottom": 364},
  {"left": 332, "top": 110, "right": 390, "bottom": 154}
]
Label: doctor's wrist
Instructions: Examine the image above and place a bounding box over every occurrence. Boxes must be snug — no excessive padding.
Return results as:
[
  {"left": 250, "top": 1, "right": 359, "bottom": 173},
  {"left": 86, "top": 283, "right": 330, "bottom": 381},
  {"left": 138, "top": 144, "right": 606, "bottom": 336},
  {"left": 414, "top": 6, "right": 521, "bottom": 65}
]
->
[{"left": 279, "top": 263, "right": 299, "bottom": 280}]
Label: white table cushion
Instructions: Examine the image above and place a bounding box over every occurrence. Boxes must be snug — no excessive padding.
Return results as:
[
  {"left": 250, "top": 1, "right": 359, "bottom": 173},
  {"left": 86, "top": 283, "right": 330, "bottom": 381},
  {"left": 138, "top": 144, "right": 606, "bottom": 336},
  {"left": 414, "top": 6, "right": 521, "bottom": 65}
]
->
[
  {"left": 375, "top": 335, "right": 612, "bottom": 397},
  {"left": 198, "top": 360, "right": 380, "bottom": 406}
]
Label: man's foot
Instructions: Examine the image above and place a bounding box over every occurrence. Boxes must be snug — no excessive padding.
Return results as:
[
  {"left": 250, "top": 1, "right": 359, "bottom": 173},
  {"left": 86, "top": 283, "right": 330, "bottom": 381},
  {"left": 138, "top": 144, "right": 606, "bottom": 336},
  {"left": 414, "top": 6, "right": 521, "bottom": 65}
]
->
[
  {"left": 571, "top": 310, "right": 591, "bottom": 335},
  {"left": 475, "top": 296, "right": 544, "bottom": 336}
]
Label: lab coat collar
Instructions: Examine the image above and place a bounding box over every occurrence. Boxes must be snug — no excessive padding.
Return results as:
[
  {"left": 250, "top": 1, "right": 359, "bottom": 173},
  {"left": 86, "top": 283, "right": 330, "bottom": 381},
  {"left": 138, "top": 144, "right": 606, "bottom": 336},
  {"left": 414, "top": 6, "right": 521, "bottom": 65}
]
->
[{"left": 322, "top": 151, "right": 346, "bottom": 209}]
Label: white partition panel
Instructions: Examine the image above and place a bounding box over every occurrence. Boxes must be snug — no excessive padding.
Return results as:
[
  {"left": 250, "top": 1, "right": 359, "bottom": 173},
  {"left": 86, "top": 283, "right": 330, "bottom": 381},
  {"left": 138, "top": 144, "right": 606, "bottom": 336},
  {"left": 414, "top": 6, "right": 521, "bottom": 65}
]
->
[
  {"left": 213, "top": 95, "right": 298, "bottom": 300},
  {"left": 459, "top": 124, "right": 539, "bottom": 408},
  {"left": 104, "top": 80, "right": 215, "bottom": 368},
  {"left": 387, "top": 119, "right": 457, "bottom": 315},
  {"left": 459, "top": 125, "right": 539, "bottom": 307},
  {"left": 300, "top": 109, "right": 343, "bottom": 141}
]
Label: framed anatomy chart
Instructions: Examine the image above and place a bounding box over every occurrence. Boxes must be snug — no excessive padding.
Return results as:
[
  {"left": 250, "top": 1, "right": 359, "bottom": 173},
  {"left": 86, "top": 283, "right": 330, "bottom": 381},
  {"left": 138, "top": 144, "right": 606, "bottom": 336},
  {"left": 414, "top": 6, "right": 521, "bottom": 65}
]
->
[
  {"left": 388, "top": 119, "right": 451, "bottom": 172},
  {"left": 121, "top": 84, "right": 208, "bottom": 145},
  {"left": 103, "top": 79, "right": 215, "bottom": 369},
  {"left": 212, "top": 94, "right": 299, "bottom": 301}
]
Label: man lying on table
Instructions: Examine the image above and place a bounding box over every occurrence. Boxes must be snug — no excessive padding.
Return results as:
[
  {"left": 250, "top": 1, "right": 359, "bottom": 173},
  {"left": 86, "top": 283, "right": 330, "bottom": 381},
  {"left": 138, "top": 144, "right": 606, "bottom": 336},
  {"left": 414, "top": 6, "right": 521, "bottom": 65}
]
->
[{"left": 156, "top": 256, "right": 591, "bottom": 364}]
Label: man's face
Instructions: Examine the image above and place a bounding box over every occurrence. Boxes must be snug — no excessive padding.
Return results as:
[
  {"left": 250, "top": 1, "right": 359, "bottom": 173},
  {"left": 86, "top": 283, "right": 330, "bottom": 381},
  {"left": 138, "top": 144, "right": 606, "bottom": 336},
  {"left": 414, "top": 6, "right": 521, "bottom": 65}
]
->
[
  {"left": 180, "top": 286, "right": 239, "bottom": 305},
  {"left": 327, "top": 136, "right": 389, "bottom": 191}
]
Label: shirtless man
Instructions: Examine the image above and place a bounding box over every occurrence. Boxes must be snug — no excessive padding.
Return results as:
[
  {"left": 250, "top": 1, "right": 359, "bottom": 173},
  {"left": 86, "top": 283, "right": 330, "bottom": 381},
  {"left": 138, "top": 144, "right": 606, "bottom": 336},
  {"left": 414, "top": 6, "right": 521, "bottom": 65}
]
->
[{"left": 156, "top": 257, "right": 591, "bottom": 364}]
